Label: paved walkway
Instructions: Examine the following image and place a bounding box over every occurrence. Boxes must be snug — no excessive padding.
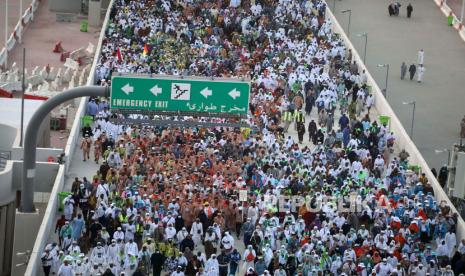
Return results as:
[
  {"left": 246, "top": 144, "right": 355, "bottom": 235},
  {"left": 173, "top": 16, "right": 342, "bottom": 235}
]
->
[{"left": 330, "top": 0, "right": 465, "bottom": 170}]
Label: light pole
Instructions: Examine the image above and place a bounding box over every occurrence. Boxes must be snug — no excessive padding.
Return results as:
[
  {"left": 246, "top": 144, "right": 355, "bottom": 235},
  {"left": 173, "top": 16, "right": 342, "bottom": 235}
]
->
[
  {"left": 357, "top": 32, "right": 368, "bottom": 64},
  {"left": 377, "top": 64, "right": 389, "bottom": 98},
  {"left": 341, "top": 10, "right": 352, "bottom": 37},
  {"left": 333, "top": 0, "right": 336, "bottom": 12},
  {"left": 403, "top": 101, "right": 416, "bottom": 139}
]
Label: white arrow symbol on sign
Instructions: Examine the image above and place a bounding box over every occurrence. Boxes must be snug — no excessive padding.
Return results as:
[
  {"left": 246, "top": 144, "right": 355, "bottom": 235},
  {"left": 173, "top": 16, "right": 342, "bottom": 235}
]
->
[
  {"left": 228, "top": 88, "right": 240, "bottom": 99},
  {"left": 200, "top": 87, "right": 212, "bottom": 99},
  {"left": 150, "top": 85, "right": 162, "bottom": 97},
  {"left": 121, "top": 83, "right": 134, "bottom": 95}
]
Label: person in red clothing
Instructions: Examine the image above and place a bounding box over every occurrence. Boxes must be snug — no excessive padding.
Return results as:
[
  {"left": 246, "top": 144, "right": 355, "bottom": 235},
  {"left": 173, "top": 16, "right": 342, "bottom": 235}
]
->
[
  {"left": 390, "top": 216, "right": 402, "bottom": 230},
  {"left": 408, "top": 219, "right": 420, "bottom": 235},
  {"left": 394, "top": 232, "right": 407, "bottom": 247}
]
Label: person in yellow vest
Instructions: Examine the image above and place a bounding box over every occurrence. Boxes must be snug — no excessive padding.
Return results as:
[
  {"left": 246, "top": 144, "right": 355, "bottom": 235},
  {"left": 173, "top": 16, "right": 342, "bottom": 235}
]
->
[
  {"left": 294, "top": 109, "right": 305, "bottom": 130},
  {"left": 282, "top": 109, "right": 294, "bottom": 132}
]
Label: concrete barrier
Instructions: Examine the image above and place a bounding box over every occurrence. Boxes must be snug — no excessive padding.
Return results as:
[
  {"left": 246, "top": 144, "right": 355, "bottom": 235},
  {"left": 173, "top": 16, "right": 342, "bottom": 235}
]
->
[{"left": 325, "top": 5, "right": 465, "bottom": 240}]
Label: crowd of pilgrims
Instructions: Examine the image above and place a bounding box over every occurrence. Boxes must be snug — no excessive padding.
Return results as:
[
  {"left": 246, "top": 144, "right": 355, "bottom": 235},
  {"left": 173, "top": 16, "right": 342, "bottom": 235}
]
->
[{"left": 41, "top": 0, "right": 465, "bottom": 275}]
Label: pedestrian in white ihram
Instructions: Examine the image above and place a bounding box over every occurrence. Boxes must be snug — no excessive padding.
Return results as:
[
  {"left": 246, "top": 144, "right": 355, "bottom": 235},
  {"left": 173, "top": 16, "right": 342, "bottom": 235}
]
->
[
  {"left": 417, "top": 49, "right": 424, "bottom": 65},
  {"left": 417, "top": 65, "right": 425, "bottom": 83}
]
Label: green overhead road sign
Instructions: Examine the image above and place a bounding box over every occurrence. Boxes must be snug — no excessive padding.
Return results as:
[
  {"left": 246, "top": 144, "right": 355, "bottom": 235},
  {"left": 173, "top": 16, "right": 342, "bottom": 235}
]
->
[{"left": 110, "top": 76, "right": 250, "bottom": 115}]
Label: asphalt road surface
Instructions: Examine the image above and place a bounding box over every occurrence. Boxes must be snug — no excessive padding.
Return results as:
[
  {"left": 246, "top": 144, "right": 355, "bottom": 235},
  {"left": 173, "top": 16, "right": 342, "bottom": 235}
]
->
[{"left": 330, "top": 0, "right": 465, "bottom": 171}]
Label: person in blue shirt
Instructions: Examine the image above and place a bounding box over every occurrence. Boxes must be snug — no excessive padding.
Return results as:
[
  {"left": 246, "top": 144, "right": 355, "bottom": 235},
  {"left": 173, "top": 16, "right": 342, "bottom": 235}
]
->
[{"left": 86, "top": 98, "right": 98, "bottom": 118}]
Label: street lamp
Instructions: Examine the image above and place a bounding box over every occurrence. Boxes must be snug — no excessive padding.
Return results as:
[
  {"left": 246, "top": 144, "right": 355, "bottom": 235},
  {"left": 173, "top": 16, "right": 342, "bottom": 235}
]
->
[
  {"left": 377, "top": 64, "right": 389, "bottom": 98},
  {"left": 402, "top": 101, "right": 416, "bottom": 139},
  {"left": 341, "top": 10, "right": 352, "bottom": 37},
  {"left": 357, "top": 32, "right": 368, "bottom": 64}
]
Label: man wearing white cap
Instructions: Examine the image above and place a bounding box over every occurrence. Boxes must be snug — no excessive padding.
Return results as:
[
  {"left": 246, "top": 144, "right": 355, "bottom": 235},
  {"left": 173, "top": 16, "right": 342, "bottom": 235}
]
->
[
  {"left": 445, "top": 229, "right": 457, "bottom": 257},
  {"left": 124, "top": 220, "right": 136, "bottom": 242},
  {"left": 357, "top": 263, "right": 367, "bottom": 276},
  {"left": 41, "top": 246, "right": 53, "bottom": 276},
  {"left": 91, "top": 242, "right": 106, "bottom": 259},
  {"left": 416, "top": 262, "right": 428, "bottom": 276},
  {"left": 57, "top": 257, "right": 73, "bottom": 276},
  {"left": 176, "top": 227, "right": 189, "bottom": 243},
  {"left": 107, "top": 239, "right": 120, "bottom": 265},
  {"left": 111, "top": 226, "right": 123, "bottom": 243},
  {"left": 124, "top": 238, "right": 139, "bottom": 259},
  {"left": 91, "top": 251, "right": 107, "bottom": 270},
  {"left": 63, "top": 195, "right": 75, "bottom": 221},
  {"left": 72, "top": 259, "right": 88, "bottom": 275},
  {"left": 124, "top": 252, "right": 138, "bottom": 275},
  {"left": 165, "top": 223, "right": 177, "bottom": 240},
  {"left": 374, "top": 258, "right": 393, "bottom": 276},
  {"left": 190, "top": 218, "right": 203, "bottom": 247}
]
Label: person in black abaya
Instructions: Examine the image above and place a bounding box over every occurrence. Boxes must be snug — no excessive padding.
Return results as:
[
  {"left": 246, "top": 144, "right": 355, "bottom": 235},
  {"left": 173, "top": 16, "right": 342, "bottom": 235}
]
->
[{"left": 151, "top": 249, "right": 165, "bottom": 276}]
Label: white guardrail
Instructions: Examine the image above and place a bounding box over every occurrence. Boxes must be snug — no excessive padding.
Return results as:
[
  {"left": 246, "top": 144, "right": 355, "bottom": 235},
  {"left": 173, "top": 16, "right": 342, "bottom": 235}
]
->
[
  {"left": 0, "top": 0, "right": 40, "bottom": 66},
  {"left": 325, "top": 6, "right": 465, "bottom": 240},
  {"left": 24, "top": 0, "right": 115, "bottom": 273}
]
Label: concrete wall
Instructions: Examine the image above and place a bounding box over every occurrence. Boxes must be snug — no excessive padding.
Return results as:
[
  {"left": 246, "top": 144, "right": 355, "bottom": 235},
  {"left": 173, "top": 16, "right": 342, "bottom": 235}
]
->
[
  {"left": 325, "top": 6, "right": 465, "bottom": 240},
  {"left": 0, "top": 160, "right": 58, "bottom": 205},
  {"left": 11, "top": 161, "right": 59, "bottom": 193},
  {"left": 11, "top": 210, "right": 42, "bottom": 276},
  {"left": 11, "top": 147, "right": 63, "bottom": 162},
  {"left": 0, "top": 116, "right": 51, "bottom": 156}
]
